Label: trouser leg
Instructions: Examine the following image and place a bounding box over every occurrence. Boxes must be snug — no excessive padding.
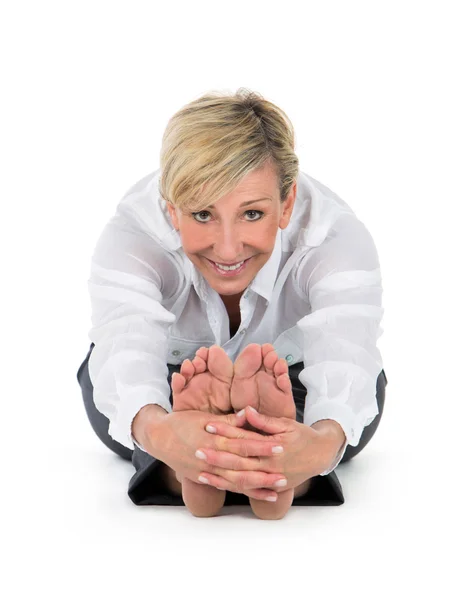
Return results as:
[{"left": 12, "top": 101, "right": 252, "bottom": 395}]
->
[{"left": 76, "top": 342, "right": 133, "bottom": 461}]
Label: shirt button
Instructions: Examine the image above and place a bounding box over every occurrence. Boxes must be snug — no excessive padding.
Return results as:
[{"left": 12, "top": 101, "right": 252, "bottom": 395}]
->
[
  {"left": 285, "top": 354, "right": 294, "bottom": 363},
  {"left": 172, "top": 350, "right": 181, "bottom": 357},
  {"left": 239, "top": 329, "right": 246, "bottom": 335}
]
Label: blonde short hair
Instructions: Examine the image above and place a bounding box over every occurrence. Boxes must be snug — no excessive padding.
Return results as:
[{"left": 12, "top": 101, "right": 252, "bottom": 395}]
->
[{"left": 159, "top": 88, "right": 299, "bottom": 212}]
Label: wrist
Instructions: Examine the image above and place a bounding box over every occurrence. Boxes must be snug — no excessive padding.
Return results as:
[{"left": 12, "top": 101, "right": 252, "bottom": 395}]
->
[
  {"left": 311, "top": 419, "right": 347, "bottom": 470},
  {"left": 131, "top": 404, "right": 168, "bottom": 452}
]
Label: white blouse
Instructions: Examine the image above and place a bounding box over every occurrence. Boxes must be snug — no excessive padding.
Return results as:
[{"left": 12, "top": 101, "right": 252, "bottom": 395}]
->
[{"left": 86, "top": 168, "right": 385, "bottom": 476}]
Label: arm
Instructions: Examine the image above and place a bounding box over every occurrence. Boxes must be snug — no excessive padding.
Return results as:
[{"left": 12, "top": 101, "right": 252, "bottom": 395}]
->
[
  {"left": 87, "top": 212, "right": 178, "bottom": 450},
  {"left": 132, "top": 404, "right": 183, "bottom": 494},
  {"left": 294, "top": 213, "right": 385, "bottom": 475}
]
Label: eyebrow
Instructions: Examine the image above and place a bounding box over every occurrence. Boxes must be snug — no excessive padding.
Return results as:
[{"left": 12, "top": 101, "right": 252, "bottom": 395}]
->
[{"left": 206, "top": 197, "right": 273, "bottom": 209}]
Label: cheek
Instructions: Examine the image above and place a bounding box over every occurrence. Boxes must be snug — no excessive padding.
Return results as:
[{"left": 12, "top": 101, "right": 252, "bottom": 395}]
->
[
  {"left": 250, "top": 223, "right": 278, "bottom": 249},
  {"left": 180, "top": 227, "right": 208, "bottom": 254}
]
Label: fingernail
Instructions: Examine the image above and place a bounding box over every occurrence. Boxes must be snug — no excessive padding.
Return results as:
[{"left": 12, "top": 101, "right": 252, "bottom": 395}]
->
[
  {"left": 274, "top": 479, "right": 287, "bottom": 487},
  {"left": 248, "top": 406, "right": 258, "bottom": 413},
  {"left": 266, "top": 496, "right": 277, "bottom": 502},
  {"left": 195, "top": 450, "right": 207, "bottom": 460},
  {"left": 198, "top": 476, "right": 209, "bottom": 484},
  {"left": 236, "top": 409, "right": 245, "bottom": 417},
  {"left": 206, "top": 425, "right": 217, "bottom": 433},
  {"left": 272, "top": 446, "right": 284, "bottom": 454}
]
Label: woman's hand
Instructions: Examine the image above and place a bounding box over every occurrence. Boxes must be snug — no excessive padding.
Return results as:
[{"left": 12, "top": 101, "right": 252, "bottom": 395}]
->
[
  {"left": 193, "top": 406, "right": 333, "bottom": 494},
  {"left": 143, "top": 408, "right": 290, "bottom": 501}
]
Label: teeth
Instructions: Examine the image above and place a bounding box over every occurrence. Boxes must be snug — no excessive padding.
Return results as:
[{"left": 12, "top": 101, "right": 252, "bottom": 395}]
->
[{"left": 215, "top": 260, "right": 244, "bottom": 271}]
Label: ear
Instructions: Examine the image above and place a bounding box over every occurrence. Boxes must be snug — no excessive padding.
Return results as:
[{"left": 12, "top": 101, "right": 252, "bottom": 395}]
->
[
  {"left": 166, "top": 202, "right": 180, "bottom": 231},
  {"left": 278, "top": 180, "right": 297, "bottom": 230}
]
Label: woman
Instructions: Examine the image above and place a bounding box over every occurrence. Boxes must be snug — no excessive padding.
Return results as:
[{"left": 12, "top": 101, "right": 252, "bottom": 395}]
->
[{"left": 77, "top": 88, "right": 387, "bottom": 519}]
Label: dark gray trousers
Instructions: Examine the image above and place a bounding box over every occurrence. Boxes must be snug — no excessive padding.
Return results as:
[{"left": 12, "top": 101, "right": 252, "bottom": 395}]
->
[{"left": 76, "top": 342, "right": 387, "bottom": 506}]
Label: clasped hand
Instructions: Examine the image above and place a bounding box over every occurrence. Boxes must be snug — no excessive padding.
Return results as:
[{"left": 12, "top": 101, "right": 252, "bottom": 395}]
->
[{"left": 193, "top": 406, "right": 327, "bottom": 495}]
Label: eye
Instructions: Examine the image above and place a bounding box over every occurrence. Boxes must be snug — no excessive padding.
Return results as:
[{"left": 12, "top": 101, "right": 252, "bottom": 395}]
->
[
  {"left": 192, "top": 211, "right": 212, "bottom": 223},
  {"left": 244, "top": 210, "right": 264, "bottom": 221},
  {"left": 191, "top": 210, "right": 264, "bottom": 223}
]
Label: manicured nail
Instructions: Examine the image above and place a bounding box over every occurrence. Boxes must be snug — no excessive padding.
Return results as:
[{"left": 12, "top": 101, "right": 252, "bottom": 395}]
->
[
  {"left": 237, "top": 409, "right": 245, "bottom": 417},
  {"left": 272, "top": 446, "right": 284, "bottom": 454},
  {"left": 195, "top": 450, "right": 207, "bottom": 460},
  {"left": 198, "top": 475, "right": 210, "bottom": 484},
  {"left": 274, "top": 479, "right": 287, "bottom": 487},
  {"left": 206, "top": 425, "right": 217, "bottom": 433},
  {"left": 266, "top": 496, "right": 277, "bottom": 502}
]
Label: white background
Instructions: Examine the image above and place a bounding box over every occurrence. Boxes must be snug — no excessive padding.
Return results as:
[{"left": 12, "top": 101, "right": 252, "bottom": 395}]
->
[{"left": 2, "top": 1, "right": 455, "bottom": 598}]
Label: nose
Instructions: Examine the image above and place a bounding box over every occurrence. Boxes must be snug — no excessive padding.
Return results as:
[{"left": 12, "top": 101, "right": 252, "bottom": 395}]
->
[{"left": 213, "top": 223, "right": 243, "bottom": 263}]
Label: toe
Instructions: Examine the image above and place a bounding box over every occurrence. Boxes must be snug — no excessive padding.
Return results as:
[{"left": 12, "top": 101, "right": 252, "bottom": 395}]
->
[
  {"left": 192, "top": 355, "right": 207, "bottom": 374},
  {"left": 233, "top": 344, "right": 262, "bottom": 379},
  {"left": 263, "top": 347, "right": 279, "bottom": 376},
  {"left": 180, "top": 358, "right": 195, "bottom": 381},
  {"left": 207, "top": 345, "right": 234, "bottom": 382},
  {"left": 171, "top": 371, "right": 187, "bottom": 394}
]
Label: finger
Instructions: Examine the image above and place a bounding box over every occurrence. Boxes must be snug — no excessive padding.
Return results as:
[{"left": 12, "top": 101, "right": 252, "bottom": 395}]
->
[
  {"left": 197, "top": 447, "right": 283, "bottom": 472},
  {"left": 215, "top": 410, "right": 249, "bottom": 429},
  {"left": 206, "top": 428, "right": 284, "bottom": 457},
  {"left": 205, "top": 419, "right": 271, "bottom": 441},
  {"left": 214, "top": 407, "right": 271, "bottom": 432},
  {"left": 243, "top": 406, "right": 289, "bottom": 434},
  {"left": 199, "top": 472, "right": 279, "bottom": 502},
  {"left": 205, "top": 407, "right": 288, "bottom": 440},
  {"left": 199, "top": 468, "right": 287, "bottom": 493},
  {"left": 220, "top": 435, "right": 284, "bottom": 457}
]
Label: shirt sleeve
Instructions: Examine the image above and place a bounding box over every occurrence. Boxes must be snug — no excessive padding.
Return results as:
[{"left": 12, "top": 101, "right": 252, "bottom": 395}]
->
[
  {"left": 87, "top": 214, "right": 179, "bottom": 451},
  {"left": 294, "top": 213, "right": 385, "bottom": 476}
]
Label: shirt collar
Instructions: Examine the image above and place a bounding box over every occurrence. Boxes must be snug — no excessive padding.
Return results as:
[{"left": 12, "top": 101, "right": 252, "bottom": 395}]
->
[{"left": 248, "top": 227, "right": 282, "bottom": 303}]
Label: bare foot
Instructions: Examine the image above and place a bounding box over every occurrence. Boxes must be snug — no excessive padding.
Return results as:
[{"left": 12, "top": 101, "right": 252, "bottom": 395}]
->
[
  {"left": 171, "top": 345, "right": 233, "bottom": 414},
  {"left": 230, "top": 343, "right": 296, "bottom": 420},
  {"left": 230, "top": 343, "right": 301, "bottom": 518},
  {"left": 170, "top": 345, "right": 234, "bottom": 516}
]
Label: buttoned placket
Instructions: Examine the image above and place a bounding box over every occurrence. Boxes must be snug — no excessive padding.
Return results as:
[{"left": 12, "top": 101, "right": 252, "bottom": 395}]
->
[
  {"left": 223, "top": 288, "right": 256, "bottom": 351},
  {"left": 202, "top": 286, "right": 257, "bottom": 349}
]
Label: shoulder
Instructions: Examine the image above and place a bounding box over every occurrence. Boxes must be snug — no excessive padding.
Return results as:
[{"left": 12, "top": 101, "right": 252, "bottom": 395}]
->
[{"left": 114, "top": 169, "right": 181, "bottom": 252}]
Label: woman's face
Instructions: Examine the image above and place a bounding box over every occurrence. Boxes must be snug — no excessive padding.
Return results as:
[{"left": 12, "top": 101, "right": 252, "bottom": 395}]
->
[{"left": 166, "top": 161, "right": 296, "bottom": 298}]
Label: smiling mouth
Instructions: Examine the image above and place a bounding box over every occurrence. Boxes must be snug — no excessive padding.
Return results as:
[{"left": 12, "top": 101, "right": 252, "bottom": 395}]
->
[
  {"left": 205, "top": 257, "right": 252, "bottom": 273},
  {"left": 208, "top": 259, "right": 248, "bottom": 267}
]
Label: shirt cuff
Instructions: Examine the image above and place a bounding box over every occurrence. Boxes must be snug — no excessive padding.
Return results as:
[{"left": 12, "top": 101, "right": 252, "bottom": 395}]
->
[
  {"left": 130, "top": 430, "right": 150, "bottom": 454},
  {"left": 303, "top": 399, "right": 378, "bottom": 476},
  {"left": 105, "top": 388, "right": 172, "bottom": 452}
]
